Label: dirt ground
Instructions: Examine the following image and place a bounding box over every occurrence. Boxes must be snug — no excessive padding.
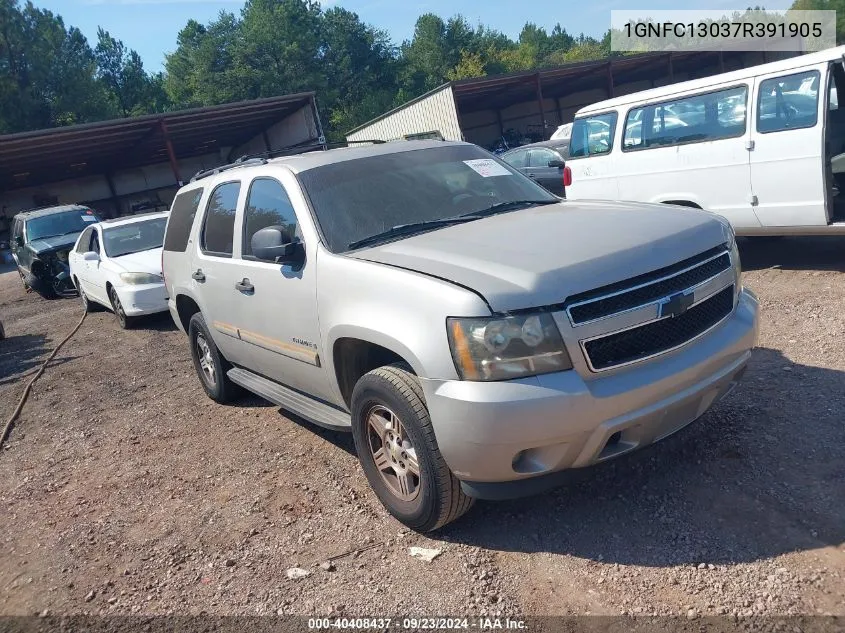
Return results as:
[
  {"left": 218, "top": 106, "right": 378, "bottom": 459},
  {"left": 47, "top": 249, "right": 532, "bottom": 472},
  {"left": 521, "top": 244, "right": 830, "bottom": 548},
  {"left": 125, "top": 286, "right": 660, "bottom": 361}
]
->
[{"left": 0, "top": 236, "right": 843, "bottom": 621}]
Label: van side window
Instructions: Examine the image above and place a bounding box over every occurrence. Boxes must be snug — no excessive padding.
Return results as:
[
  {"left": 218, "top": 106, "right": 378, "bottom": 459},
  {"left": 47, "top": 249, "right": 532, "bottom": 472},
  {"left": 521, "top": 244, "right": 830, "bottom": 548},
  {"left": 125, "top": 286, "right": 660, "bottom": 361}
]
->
[
  {"left": 569, "top": 112, "right": 617, "bottom": 158},
  {"left": 757, "top": 70, "right": 819, "bottom": 134},
  {"left": 164, "top": 188, "right": 204, "bottom": 252},
  {"left": 623, "top": 85, "right": 747, "bottom": 151},
  {"left": 242, "top": 178, "right": 299, "bottom": 260},
  {"left": 201, "top": 182, "right": 241, "bottom": 257}
]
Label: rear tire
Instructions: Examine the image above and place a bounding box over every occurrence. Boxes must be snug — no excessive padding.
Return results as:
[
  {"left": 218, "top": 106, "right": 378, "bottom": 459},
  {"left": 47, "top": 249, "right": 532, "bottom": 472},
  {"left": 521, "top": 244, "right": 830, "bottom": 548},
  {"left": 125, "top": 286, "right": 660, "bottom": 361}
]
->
[
  {"left": 350, "top": 363, "right": 474, "bottom": 532},
  {"left": 188, "top": 312, "right": 240, "bottom": 404}
]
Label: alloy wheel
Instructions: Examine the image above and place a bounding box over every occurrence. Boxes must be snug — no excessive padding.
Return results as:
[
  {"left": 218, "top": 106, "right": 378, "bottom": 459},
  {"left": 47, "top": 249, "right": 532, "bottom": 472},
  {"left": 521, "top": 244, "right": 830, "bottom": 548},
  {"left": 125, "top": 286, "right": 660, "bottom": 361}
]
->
[
  {"left": 365, "top": 404, "right": 421, "bottom": 502},
  {"left": 195, "top": 333, "right": 216, "bottom": 387}
]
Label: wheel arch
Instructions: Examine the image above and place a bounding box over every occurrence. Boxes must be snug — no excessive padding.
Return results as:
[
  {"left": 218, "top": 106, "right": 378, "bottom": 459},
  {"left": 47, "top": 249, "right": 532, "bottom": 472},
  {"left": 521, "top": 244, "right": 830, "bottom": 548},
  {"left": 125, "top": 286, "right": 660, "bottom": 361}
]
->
[{"left": 330, "top": 330, "right": 424, "bottom": 408}]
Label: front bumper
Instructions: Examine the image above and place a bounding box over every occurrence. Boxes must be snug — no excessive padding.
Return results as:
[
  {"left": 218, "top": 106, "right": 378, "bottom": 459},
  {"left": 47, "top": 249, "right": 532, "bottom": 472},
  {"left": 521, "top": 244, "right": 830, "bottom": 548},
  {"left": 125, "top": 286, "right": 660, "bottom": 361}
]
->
[
  {"left": 420, "top": 288, "right": 759, "bottom": 498},
  {"left": 116, "top": 283, "right": 169, "bottom": 316}
]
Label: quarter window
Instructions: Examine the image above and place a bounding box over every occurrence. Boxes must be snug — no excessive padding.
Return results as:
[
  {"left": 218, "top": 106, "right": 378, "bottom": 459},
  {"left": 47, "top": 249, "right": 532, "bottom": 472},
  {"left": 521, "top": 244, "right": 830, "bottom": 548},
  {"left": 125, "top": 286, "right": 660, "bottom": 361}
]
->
[
  {"left": 164, "top": 187, "right": 204, "bottom": 252},
  {"left": 242, "top": 178, "right": 299, "bottom": 260},
  {"left": 201, "top": 182, "right": 241, "bottom": 257},
  {"left": 757, "top": 70, "right": 819, "bottom": 134},
  {"left": 623, "top": 85, "right": 747, "bottom": 151},
  {"left": 569, "top": 112, "right": 617, "bottom": 158}
]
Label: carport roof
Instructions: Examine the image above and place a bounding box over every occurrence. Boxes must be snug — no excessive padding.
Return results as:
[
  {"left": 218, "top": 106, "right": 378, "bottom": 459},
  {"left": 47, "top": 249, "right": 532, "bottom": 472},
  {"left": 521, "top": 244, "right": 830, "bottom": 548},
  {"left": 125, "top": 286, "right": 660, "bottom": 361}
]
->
[
  {"left": 347, "top": 49, "right": 772, "bottom": 135},
  {"left": 0, "top": 92, "right": 316, "bottom": 191}
]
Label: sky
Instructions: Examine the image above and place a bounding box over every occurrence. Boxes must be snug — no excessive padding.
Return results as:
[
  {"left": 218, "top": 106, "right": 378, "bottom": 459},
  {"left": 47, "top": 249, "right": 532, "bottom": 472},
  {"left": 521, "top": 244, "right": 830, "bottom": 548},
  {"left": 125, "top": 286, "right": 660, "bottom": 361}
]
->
[{"left": 31, "top": 0, "right": 796, "bottom": 72}]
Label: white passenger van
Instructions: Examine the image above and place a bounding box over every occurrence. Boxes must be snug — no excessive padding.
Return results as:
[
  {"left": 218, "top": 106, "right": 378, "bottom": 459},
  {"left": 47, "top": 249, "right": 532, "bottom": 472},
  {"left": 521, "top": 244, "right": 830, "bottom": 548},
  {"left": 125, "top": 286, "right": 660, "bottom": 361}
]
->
[{"left": 565, "top": 45, "right": 845, "bottom": 235}]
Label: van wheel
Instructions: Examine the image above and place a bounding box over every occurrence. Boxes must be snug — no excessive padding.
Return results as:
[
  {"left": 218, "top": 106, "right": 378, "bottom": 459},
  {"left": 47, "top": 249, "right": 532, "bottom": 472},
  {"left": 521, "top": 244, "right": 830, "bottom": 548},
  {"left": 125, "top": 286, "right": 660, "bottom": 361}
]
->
[
  {"left": 188, "top": 313, "right": 240, "bottom": 404},
  {"left": 351, "top": 364, "right": 474, "bottom": 532}
]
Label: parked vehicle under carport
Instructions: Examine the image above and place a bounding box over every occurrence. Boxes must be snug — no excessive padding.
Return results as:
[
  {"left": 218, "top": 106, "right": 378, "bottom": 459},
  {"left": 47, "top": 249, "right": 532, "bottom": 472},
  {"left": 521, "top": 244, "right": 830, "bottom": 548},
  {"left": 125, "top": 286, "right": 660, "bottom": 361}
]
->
[{"left": 10, "top": 205, "right": 100, "bottom": 299}]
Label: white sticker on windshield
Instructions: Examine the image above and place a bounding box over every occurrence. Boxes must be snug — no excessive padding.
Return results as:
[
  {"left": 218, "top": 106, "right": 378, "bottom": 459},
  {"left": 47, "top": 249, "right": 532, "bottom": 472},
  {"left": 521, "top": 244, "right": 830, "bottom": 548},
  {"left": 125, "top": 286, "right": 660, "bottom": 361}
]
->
[
  {"left": 463, "top": 159, "right": 511, "bottom": 178},
  {"left": 81, "top": 216, "right": 97, "bottom": 222}
]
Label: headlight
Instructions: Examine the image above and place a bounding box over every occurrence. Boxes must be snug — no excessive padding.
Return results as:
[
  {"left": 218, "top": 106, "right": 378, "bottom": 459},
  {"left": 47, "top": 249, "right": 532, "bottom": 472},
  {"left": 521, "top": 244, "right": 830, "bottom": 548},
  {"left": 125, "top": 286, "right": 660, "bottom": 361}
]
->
[
  {"left": 119, "top": 272, "right": 162, "bottom": 285},
  {"left": 447, "top": 312, "right": 573, "bottom": 381}
]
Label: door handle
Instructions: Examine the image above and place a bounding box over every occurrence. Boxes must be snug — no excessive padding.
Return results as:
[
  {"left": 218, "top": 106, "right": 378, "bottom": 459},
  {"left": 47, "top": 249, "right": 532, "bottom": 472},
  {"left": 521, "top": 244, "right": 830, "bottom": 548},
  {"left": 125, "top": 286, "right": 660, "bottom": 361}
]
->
[
  {"left": 235, "top": 278, "right": 254, "bottom": 294},
  {"left": 192, "top": 270, "right": 206, "bottom": 283}
]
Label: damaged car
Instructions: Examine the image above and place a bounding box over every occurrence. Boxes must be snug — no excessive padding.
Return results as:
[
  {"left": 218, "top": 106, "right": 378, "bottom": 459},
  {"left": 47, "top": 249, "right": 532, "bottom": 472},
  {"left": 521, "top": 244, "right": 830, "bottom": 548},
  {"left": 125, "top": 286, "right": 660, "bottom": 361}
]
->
[{"left": 11, "top": 205, "right": 101, "bottom": 299}]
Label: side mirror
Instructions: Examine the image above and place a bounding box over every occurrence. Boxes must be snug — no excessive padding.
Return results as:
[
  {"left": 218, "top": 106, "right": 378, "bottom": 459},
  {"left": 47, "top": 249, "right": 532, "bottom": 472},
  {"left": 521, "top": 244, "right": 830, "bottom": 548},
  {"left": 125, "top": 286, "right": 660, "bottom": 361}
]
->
[
  {"left": 251, "top": 226, "right": 305, "bottom": 266},
  {"left": 548, "top": 159, "right": 565, "bottom": 168},
  {"left": 82, "top": 251, "right": 99, "bottom": 262}
]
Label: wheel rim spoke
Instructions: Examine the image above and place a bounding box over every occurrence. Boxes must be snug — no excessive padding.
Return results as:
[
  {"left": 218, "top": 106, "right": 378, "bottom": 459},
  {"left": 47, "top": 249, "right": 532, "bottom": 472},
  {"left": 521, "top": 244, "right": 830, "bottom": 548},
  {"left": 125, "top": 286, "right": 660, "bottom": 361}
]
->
[
  {"left": 396, "top": 473, "right": 414, "bottom": 497},
  {"left": 365, "top": 404, "right": 420, "bottom": 502},
  {"left": 372, "top": 447, "right": 391, "bottom": 472}
]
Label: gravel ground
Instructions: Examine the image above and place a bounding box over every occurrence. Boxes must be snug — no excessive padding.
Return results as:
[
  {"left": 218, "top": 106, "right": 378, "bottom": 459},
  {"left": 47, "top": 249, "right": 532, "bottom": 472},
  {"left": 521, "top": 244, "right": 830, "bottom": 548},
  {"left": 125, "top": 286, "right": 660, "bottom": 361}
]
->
[{"left": 0, "top": 236, "right": 843, "bottom": 621}]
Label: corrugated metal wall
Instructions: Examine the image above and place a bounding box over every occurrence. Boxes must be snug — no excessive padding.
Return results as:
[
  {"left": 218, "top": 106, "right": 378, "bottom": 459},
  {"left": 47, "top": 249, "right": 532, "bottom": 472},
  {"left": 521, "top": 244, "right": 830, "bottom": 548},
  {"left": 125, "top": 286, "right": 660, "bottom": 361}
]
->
[{"left": 346, "top": 85, "right": 462, "bottom": 143}]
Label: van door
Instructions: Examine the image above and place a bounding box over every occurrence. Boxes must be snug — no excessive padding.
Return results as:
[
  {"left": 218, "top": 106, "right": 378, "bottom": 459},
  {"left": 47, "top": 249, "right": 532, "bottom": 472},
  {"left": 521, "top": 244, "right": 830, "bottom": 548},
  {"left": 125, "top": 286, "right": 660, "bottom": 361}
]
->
[
  {"left": 228, "top": 175, "right": 335, "bottom": 402},
  {"left": 565, "top": 111, "right": 620, "bottom": 200},
  {"left": 615, "top": 85, "right": 759, "bottom": 229},
  {"left": 749, "top": 67, "right": 827, "bottom": 227}
]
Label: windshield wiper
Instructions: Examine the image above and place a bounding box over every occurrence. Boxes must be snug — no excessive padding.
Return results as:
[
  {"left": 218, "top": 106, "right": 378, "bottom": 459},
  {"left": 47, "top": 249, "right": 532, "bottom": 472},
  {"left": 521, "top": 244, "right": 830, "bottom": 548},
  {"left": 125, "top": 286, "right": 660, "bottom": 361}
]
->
[
  {"left": 347, "top": 217, "right": 481, "bottom": 250},
  {"left": 459, "top": 199, "right": 557, "bottom": 219}
]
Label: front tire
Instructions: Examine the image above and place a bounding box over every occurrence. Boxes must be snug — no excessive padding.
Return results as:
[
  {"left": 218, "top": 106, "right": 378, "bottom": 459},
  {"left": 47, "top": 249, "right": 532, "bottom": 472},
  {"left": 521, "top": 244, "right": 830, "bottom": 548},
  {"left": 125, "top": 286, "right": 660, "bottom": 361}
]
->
[
  {"left": 351, "top": 364, "right": 474, "bottom": 532},
  {"left": 188, "top": 313, "right": 240, "bottom": 404},
  {"left": 109, "top": 286, "right": 135, "bottom": 329},
  {"left": 77, "top": 278, "right": 96, "bottom": 313}
]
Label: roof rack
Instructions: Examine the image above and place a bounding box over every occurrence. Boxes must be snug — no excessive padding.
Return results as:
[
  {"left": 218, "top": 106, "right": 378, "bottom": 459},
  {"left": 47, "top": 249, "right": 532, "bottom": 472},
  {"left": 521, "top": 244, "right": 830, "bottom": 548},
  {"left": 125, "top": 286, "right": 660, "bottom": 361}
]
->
[
  {"left": 189, "top": 156, "right": 268, "bottom": 183},
  {"left": 189, "top": 138, "right": 388, "bottom": 183}
]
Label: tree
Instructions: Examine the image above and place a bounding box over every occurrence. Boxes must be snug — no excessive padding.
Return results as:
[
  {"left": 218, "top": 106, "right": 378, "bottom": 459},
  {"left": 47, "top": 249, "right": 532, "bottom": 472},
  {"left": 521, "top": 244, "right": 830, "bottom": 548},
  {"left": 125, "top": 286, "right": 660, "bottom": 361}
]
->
[
  {"left": 446, "top": 50, "right": 486, "bottom": 81},
  {"left": 95, "top": 28, "right": 154, "bottom": 117}
]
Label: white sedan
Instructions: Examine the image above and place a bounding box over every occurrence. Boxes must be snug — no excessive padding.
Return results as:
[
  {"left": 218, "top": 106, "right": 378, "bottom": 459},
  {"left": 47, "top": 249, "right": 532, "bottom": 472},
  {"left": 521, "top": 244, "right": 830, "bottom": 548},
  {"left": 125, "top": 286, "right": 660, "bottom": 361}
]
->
[{"left": 69, "top": 211, "right": 169, "bottom": 329}]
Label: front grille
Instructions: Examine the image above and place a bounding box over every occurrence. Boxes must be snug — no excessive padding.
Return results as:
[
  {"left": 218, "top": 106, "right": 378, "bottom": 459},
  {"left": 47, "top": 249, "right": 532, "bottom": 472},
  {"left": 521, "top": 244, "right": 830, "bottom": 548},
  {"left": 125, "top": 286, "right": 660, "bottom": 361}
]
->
[
  {"left": 568, "top": 248, "right": 730, "bottom": 324},
  {"left": 584, "top": 286, "right": 734, "bottom": 371}
]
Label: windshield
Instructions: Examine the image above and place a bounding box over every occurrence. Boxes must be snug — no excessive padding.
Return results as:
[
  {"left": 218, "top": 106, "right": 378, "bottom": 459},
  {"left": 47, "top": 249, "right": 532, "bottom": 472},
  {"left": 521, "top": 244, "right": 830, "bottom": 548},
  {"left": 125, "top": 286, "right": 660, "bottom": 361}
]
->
[
  {"left": 297, "top": 145, "right": 557, "bottom": 252},
  {"left": 103, "top": 217, "right": 167, "bottom": 258},
  {"left": 26, "top": 209, "right": 98, "bottom": 241}
]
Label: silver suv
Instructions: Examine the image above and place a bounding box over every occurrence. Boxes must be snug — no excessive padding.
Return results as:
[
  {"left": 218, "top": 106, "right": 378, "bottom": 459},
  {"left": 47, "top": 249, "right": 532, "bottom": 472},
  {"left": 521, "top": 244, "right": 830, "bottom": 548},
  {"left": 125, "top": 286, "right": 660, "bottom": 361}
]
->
[{"left": 162, "top": 140, "right": 759, "bottom": 532}]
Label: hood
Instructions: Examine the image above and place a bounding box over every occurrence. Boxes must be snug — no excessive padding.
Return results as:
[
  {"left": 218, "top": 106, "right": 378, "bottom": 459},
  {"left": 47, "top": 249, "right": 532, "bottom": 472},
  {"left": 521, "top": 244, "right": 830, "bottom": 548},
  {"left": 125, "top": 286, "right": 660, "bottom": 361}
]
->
[
  {"left": 110, "top": 247, "right": 163, "bottom": 275},
  {"left": 28, "top": 234, "right": 81, "bottom": 254},
  {"left": 349, "top": 200, "right": 731, "bottom": 312}
]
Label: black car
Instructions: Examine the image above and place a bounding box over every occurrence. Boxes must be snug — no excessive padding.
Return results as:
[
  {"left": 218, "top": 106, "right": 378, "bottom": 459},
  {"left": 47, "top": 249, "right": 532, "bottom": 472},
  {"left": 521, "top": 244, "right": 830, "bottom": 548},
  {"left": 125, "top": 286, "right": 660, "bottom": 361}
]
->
[
  {"left": 11, "top": 205, "right": 101, "bottom": 298},
  {"left": 500, "top": 140, "right": 570, "bottom": 197}
]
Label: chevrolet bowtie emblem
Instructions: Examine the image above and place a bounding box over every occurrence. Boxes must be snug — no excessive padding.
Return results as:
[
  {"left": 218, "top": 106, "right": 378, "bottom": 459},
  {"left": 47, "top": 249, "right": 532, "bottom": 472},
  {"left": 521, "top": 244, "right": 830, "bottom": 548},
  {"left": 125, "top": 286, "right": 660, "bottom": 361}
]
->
[{"left": 659, "top": 290, "right": 695, "bottom": 318}]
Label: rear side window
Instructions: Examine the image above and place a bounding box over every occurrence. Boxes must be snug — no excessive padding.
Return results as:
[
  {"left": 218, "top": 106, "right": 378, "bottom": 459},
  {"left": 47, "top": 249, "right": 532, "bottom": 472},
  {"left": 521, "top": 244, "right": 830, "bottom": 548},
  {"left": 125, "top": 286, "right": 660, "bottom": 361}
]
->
[
  {"left": 242, "top": 178, "right": 298, "bottom": 260},
  {"left": 623, "top": 85, "right": 747, "bottom": 151},
  {"left": 757, "top": 70, "right": 819, "bottom": 134},
  {"left": 528, "top": 148, "right": 559, "bottom": 167},
  {"left": 201, "top": 182, "right": 241, "bottom": 257},
  {"left": 163, "top": 188, "right": 203, "bottom": 252},
  {"left": 569, "top": 112, "right": 617, "bottom": 158},
  {"left": 503, "top": 149, "right": 528, "bottom": 168}
]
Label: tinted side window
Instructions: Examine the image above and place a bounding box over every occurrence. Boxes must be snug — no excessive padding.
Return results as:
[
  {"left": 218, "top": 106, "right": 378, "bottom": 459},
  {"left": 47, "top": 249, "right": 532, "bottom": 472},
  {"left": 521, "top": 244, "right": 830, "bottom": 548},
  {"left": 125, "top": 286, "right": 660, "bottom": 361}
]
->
[
  {"left": 623, "top": 85, "right": 747, "bottom": 151},
  {"left": 243, "top": 178, "right": 298, "bottom": 260},
  {"left": 569, "top": 112, "right": 617, "bottom": 158},
  {"left": 91, "top": 229, "right": 101, "bottom": 255},
  {"left": 528, "top": 148, "right": 558, "bottom": 167},
  {"left": 757, "top": 70, "right": 819, "bottom": 134},
  {"left": 76, "top": 227, "right": 93, "bottom": 253},
  {"left": 503, "top": 149, "right": 528, "bottom": 168},
  {"left": 201, "top": 182, "right": 240, "bottom": 257},
  {"left": 164, "top": 188, "right": 204, "bottom": 252}
]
